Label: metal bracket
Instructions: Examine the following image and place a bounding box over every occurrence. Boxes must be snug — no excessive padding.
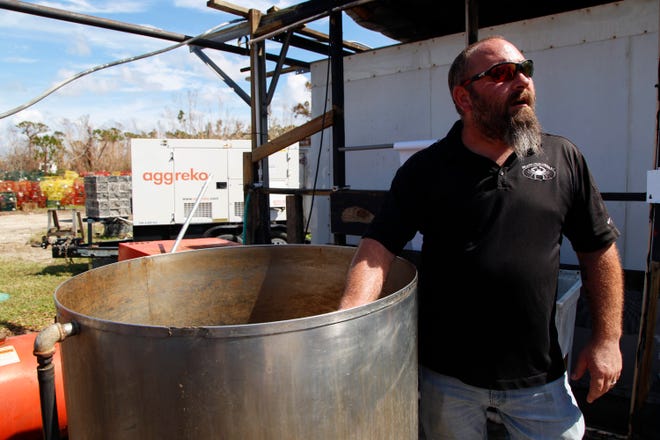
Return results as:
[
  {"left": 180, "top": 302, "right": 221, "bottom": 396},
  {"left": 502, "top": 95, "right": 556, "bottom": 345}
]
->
[{"left": 646, "top": 170, "right": 660, "bottom": 203}]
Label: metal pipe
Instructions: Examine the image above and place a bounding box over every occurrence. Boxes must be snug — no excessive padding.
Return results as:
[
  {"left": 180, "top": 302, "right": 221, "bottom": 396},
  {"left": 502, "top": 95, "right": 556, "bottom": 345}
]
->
[
  {"left": 0, "top": 0, "right": 233, "bottom": 50},
  {"left": 33, "top": 322, "right": 78, "bottom": 440},
  {"left": 190, "top": 47, "right": 251, "bottom": 106},
  {"left": 338, "top": 143, "right": 393, "bottom": 152},
  {"left": 266, "top": 30, "right": 293, "bottom": 106},
  {"left": 34, "top": 322, "right": 77, "bottom": 357},
  {"left": 0, "top": 0, "right": 309, "bottom": 68}
]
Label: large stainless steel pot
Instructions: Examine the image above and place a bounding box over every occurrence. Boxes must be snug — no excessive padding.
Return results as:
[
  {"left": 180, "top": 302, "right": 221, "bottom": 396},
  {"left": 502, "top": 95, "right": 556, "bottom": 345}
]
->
[{"left": 53, "top": 245, "right": 418, "bottom": 439}]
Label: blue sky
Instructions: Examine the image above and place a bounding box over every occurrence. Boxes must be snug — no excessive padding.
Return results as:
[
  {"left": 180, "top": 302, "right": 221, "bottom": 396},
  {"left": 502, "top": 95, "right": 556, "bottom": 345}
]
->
[{"left": 0, "top": 0, "right": 396, "bottom": 148}]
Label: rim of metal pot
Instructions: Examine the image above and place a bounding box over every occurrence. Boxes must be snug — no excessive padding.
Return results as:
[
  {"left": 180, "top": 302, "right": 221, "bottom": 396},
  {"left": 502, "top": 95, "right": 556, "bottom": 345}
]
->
[{"left": 54, "top": 244, "right": 418, "bottom": 339}]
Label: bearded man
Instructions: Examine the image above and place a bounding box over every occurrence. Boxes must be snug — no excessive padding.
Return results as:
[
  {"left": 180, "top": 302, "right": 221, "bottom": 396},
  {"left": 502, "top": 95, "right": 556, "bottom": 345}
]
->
[{"left": 339, "top": 36, "right": 624, "bottom": 439}]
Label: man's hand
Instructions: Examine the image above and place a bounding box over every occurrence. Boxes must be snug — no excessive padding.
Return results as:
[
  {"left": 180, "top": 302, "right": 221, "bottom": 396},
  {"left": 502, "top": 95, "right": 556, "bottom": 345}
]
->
[
  {"left": 574, "top": 243, "right": 624, "bottom": 403},
  {"left": 570, "top": 338, "right": 622, "bottom": 403}
]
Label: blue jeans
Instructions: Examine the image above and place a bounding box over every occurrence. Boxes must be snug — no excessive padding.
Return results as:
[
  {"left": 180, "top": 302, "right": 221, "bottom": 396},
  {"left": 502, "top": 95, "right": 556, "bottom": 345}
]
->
[{"left": 419, "top": 366, "right": 585, "bottom": 440}]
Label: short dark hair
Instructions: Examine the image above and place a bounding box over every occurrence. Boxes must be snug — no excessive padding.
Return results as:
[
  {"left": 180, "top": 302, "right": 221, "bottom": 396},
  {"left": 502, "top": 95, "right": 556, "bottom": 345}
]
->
[
  {"left": 447, "top": 36, "right": 507, "bottom": 92},
  {"left": 447, "top": 36, "right": 507, "bottom": 114}
]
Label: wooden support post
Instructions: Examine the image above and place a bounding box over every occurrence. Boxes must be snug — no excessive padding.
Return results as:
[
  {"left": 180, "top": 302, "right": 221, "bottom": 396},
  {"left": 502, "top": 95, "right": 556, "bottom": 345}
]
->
[
  {"left": 628, "top": 44, "right": 660, "bottom": 436},
  {"left": 47, "top": 209, "right": 59, "bottom": 234},
  {"left": 286, "top": 194, "right": 305, "bottom": 244},
  {"left": 73, "top": 210, "right": 84, "bottom": 240},
  {"left": 637, "top": 262, "right": 660, "bottom": 405},
  {"left": 630, "top": 221, "right": 660, "bottom": 435},
  {"left": 243, "top": 151, "right": 255, "bottom": 244}
]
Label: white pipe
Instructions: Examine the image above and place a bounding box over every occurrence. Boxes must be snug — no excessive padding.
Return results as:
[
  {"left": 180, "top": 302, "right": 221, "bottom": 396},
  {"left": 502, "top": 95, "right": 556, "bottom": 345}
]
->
[{"left": 171, "top": 176, "right": 212, "bottom": 253}]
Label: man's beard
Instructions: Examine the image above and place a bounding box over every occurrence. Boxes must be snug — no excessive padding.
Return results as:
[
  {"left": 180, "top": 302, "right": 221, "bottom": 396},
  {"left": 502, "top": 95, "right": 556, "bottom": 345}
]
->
[{"left": 470, "top": 89, "right": 542, "bottom": 157}]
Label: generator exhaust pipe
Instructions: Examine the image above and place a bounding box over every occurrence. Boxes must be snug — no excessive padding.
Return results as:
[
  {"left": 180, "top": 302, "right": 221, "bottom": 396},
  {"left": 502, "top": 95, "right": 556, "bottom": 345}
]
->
[{"left": 34, "top": 322, "right": 78, "bottom": 440}]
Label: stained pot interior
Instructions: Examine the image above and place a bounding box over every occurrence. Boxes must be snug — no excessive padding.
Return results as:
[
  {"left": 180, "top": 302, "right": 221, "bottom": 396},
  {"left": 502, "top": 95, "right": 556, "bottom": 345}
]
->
[{"left": 55, "top": 245, "right": 415, "bottom": 326}]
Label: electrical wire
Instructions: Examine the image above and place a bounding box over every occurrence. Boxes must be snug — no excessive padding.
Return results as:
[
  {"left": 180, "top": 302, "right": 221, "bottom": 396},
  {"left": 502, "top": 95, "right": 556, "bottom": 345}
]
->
[
  {"left": 0, "top": 19, "right": 244, "bottom": 120},
  {"left": 242, "top": 191, "right": 250, "bottom": 245},
  {"left": 4, "top": 12, "right": 331, "bottom": 243},
  {"left": 303, "top": 30, "right": 332, "bottom": 240}
]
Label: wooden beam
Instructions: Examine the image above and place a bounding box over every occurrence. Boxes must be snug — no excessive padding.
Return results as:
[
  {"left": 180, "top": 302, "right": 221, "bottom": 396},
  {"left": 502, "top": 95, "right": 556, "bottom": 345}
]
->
[
  {"left": 206, "top": 0, "right": 250, "bottom": 18},
  {"left": 252, "top": 0, "right": 364, "bottom": 40},
  {"left": 242, "top": 151, "right": 254, "bottom": 244},
  {"left": 242, "top": 152, "right": 253, "bottom": 192},
  {"left": 251, "top": 110, "right": 334, "bottom": 162},
  {"left": 297, "top": 26, "right": 371, "bottom": 53}
]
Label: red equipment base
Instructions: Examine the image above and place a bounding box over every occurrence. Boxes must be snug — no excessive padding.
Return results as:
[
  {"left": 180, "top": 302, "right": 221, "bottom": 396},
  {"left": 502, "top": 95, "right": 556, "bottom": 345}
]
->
[{"left": 0, "top": 333, "right": 67, "bottom": 439}]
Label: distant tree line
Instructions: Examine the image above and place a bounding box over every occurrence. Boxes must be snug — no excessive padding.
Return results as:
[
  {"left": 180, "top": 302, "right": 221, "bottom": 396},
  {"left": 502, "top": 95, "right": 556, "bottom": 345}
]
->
[{"left": 0, "top": 95, "right": 312, "bottom": 176}]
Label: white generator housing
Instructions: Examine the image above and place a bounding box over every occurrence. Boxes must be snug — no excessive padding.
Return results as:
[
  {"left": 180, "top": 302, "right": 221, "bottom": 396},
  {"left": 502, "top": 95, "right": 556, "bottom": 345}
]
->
[{"left": 131, "top": 139, "right": 299, "bottom": 227}]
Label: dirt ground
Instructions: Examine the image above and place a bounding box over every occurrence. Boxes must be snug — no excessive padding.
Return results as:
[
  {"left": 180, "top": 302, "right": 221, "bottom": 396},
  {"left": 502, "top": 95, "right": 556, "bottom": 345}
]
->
[{"left": 0, "top": 210, "right": 57, "bottom": 262}]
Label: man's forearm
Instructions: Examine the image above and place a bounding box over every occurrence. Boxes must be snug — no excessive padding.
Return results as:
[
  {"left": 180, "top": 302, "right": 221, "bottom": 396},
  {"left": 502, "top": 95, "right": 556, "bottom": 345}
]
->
[
  {"left": 577, "top": 243, "right": 624, "bottom": 342},
  {"left": 339, "top": 238, "right": 394, "bottom": 310}
]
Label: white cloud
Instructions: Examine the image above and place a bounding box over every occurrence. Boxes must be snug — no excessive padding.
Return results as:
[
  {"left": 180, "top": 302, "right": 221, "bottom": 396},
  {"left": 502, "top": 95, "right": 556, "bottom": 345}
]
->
[
  {"left": 265, "top": 71, "right": 310, "bottom": 124},
  {"left": 67, "top": 31, "right": 92, "bottom": 57},
  {"left": 0, "top": 9, "right": 81, "bottom": 34},
  {"left": 173, "top": 0, "right": 211, "bottom": 12},
  {"left": 37, "top": 1, "right": 149, "bottom": 14},
  {"left": 0, "top": 0, "right": 352, "bottom": 142},
  {"left": 242, "top": 1, "right": 297, "bottom": 10},
  {"left": 0, "top": 9, "right": 23, "bottom": 27},
  {"left": 0, "top": 9, "right": 157, "bottom": 57},
  {"left": 285, "top": 73, "right": 310, "bottom": 105},
  {"left": 2, "top": 56, "right": 38, "bottom": 64},
  {"left": 68, "top": 24, "right": 168, "bottom": 54},
  {"left": 180, "top": 1, "right": 297, "bottom": 13},
  {"left": 10, "top": 109, "right": 45, "bottom": 125},
  {"left": 118, "top": 58, "right": 191, "bottom": 92}
]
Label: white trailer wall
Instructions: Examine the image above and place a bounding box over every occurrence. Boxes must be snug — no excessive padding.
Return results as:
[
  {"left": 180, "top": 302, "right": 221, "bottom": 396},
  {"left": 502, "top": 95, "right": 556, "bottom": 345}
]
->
[{"left": 308, "top": 0, "right": 658, "bottom": 271}]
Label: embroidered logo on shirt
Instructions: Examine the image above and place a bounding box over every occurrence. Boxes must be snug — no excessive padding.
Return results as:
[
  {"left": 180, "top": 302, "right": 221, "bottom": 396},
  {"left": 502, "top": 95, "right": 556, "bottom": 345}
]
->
[{"left": 522, "top": 163, "right": 556, "bottom": 181}]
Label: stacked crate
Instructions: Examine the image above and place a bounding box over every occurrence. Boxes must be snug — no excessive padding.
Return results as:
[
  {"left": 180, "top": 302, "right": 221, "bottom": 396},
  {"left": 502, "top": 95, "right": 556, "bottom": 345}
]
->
[
  {"left": 84, "top": 175, "right": 132, "bottom": 218},
  {"left": 60, "top": 178, "right": 86, "bottom": 207},
  {"left": 0, "top": 180, "right": 47, "bottom": 209},
  {"left": 0, "top": 191, "right": 16, "bottom": 211}
]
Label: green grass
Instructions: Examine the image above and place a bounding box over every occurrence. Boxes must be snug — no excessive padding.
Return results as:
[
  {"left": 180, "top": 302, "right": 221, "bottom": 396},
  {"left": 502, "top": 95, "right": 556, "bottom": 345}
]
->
[{"left": 0, "top": 258, "right": 88, "bottom": 337}]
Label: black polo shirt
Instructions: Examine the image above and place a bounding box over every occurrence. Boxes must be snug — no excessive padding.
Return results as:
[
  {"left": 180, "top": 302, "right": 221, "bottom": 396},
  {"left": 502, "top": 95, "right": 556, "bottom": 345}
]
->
[{"left": 365, "top": 120, "right": 619, "bottom": 389}]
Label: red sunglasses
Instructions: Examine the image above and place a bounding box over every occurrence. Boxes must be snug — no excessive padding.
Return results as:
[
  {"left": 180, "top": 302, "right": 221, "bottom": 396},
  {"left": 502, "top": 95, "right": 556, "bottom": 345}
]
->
[{"left": 461, "top": 59, "right": 534, "bottom": 87}]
